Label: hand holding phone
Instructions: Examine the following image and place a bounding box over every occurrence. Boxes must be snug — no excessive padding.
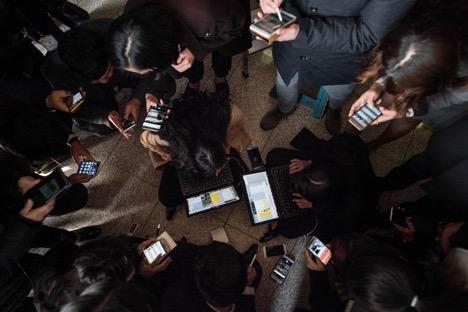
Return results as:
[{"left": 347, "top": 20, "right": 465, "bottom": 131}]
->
[
  {"left": 306, "top": 236, "right": 332, "bottom": 265},
  {"left": 143, "top": 239, "right": 170, "bottom": 264},
  {"left": 23, "top": 168, "right": 70, "bottom": 208},
  {"left": 348, "top": 103, "right": 383, "bottom": 131},
  {"left": 66, "top": 91, "right": 85, "bottom": 112}
]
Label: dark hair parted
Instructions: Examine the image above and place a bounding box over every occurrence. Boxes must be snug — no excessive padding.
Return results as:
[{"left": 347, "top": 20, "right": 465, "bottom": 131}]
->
[
  {"left": 109, "top": 6, "right": 179, "bottom": 71},
  {"left": 194, "top": 242, "right": 246, "bottom": 308},
  {"left": 158, "top": 92, "right": 231, "bottom": 176},
  {"left": 58, "top": 27, "right": 109, "bottom": 81}
]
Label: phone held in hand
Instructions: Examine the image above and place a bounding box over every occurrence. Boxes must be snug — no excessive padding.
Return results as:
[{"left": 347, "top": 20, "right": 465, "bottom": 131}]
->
[
  {"left": 250, "top": 10, "right": 297, "bottom": 44},
  {"left": 348, "top": 103, "right": 382, "bottom": 131},
  {"left": 307, "top": 236, "right": 332, "bottom": 265},
  {"left": 67, "top": 91, "right": 85, "bottom": 112},
  {"left": 142, "top": 103, "right": 170, "bottom": 133},
  {"left": 143, "top": 239, "right": 170, "bottom": 264},
  {"left": 77, "top": 161, "right": 101, "bottom": 176},
  {"left": 121, "top": 119, "right": 137, "bottom": 132},
  {"left": 24, "top": 168, "right": 70, "bottom": 208},
  {"left": 263, "top": 244, "right": 287, "bottom": 258},
  {"left": 270, "top": 255, "right": 294, "bottom": 284}
]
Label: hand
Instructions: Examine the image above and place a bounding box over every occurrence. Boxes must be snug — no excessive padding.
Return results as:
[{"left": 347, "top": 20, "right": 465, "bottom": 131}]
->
[
  {"left": 137, "top": 238, "right": 172, "bottom": 277},
  {"left": 18, "top": 176, "right": 41, "bottom": 195},
  {"left": 304, "top": 248, "right": 326, "bottom": 271},
  {"left": 275, "top": 23, "right": 300, "bottom": 42},
  {"left": 246, "top": 266, "right": 257, "bottom": 287},
  {"left": 348, "top": 84, "right": 384, "bottom": 117},
  {"left": 68, "top": 173, "right": 93, "bottom": 184},
  {"left": 171, "top": 48, "right": 195, "bottom": 73},
  {"left": 19, "top": 198, "right": 56, "bottom": 223},
  {"left": 292, "top": 193, "right": 313, "bottom": 209},
  {"left": 108, "top": 111, "right": 132, "bottom": 140},
  {"left": 369, "top": 106, "right": 405, "bottom": 125},
  {"left": 47, "top": 90, "right": 72, "bottom": 112},
  {"left": 124, "top": 98, "right": 142, "bottom": 122},
  {"left": 70, "top": 140, "right": 95, "bottom": 164},
  {"left": 393, "top": 217, "right": 416, "bottom": 243},
  {"left": 259, "top": 0, "right": 284, "bottom": 14},
  {"left": 145, "top": 93, "right": 160, "bottom": 112},
  {"left": 289, "top": 159, "right": 312, "bottom": 174}
]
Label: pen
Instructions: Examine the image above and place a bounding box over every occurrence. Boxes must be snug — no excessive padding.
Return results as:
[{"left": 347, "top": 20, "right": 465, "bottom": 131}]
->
[
  {"left": 276, "top": 7, "right": 283, "bottom": 23},
  {"left": 155, "top": 224, "right": 161, "bottom": 236},
  {"left": 249, "top": 254, "right": 257, "bottom": 267}
]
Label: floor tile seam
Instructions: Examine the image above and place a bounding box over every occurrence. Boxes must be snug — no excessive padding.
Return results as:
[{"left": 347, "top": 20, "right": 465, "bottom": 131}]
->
[{"left": 104, "top": 157, "right": 161, "bottom": 187}]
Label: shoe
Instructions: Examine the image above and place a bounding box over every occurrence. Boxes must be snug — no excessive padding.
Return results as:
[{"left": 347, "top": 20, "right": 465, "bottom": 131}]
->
[
  {"left": 215, "top": 80, "right": 230, "bottom": 96},
  {"left": 242, "top": 244, "right": 258, "bottom": 264},
  {"left": 260, "top": 108, "right": 288, "bottom": 131},
  {"left": 325, "top": 107, "right": 342, "bottom": 136},
  {"left": 260, "top": 225, "right": 278, "bottom": 243},
  {"left": 183, "top": 85, "right": 199, "bottom": 98},
  {"left": 74, "top": 226, "right": 102, "bottom": 242},
  {"left": 166, "top": 206, "right": 177, "bottom": 220}
]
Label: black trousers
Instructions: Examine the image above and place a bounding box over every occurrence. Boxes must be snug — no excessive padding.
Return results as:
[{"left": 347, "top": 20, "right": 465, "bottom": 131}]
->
[
  {"left": 158, "top": 150, "right": 247, "bottom": 208},
  {"left": 266, "top": 148, "right": 319, "bottom": 239},
  {"left": 184, "top": 51, "right": 233, "bottom": 84}
]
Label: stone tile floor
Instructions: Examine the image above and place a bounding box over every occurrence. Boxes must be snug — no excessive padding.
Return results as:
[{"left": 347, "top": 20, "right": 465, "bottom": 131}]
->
[{"left": 51, "top": 2, "right": 433, "bottom": 311}]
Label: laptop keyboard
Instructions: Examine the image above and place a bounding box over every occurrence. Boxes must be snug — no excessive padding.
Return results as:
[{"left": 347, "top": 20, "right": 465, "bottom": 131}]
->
[
  {"left": 269, "top": 165, "right": 307, "bottom": 218},
  {"left": 177, "top": 166, "right": 234, "bottom": 197}
]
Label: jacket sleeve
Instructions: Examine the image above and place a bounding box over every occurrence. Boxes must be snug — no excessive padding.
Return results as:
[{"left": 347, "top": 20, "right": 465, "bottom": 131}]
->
[
  {"left": 0, "top": 217, "right": 40, "bottom": 280},
  {"left": 291, "top": 0, "right": 416, "bottom": 53}
]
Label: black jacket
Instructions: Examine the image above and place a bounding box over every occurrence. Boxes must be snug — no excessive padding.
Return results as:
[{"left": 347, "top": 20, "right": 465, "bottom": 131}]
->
[{"left": 273, "top": 0, "right": 416, "bottom": 85}]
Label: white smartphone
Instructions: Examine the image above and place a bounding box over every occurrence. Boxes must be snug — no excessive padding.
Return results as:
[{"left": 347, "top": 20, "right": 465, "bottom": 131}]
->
[
  {"left": 270, "top": 255, "right": 294, "bottom": 284},
  {"left": 143, "top": 240, "right": 169, "bottom": 264},
  {"left": 307, "top": 236, "right": 332, "bottom": 265},
  {"left": 250, "top": 10, "right": 297, "bottom": 42}
]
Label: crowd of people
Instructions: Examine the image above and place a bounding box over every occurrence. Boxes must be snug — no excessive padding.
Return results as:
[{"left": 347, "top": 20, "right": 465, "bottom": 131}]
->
[{"left": 1, "top": 0, "right": 468, "bottom": 311}]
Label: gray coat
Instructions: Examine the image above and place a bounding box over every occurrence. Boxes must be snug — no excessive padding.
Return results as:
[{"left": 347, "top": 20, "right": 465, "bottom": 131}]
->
[{"left": 273, "top": 0, "right": 416, "bottom": 86}]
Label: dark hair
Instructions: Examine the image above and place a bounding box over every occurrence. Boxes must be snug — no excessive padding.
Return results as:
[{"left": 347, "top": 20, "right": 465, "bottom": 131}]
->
[
  {"left": 291, "top": 165, "right": 333, "bottom": 200},
  {"left": 449, "top": 223, "right": 468, "bottom": 250},
  {"left": 58, "top": 26, "right": 108, "bottom": 81},
  {"left": 194, "top": 242, "right": 246, "bottom": 308},
  {"left": 109, "top": 6, "right": 179, "bottom": 71},
  {"left": 60, "top": 281, "right": 155, "bottom": 312},
  {"left": 346, "top": 256, "right": 419, "bottom": 312},
  {"left": 158, "top": 92, "right": 230, "bottom": 176},
  {"left": 0, "top": 1, "right": 21, "bottom": 38},
  {"left": 358, "top": 24, "right": 464, "bottom": 112},
  {"left": 36, "top": 236, "right": 140, "bottom": 311}
]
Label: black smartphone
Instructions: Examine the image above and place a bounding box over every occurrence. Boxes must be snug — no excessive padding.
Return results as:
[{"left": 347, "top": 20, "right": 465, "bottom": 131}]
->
[
  {"left": 77, "top": 161, "right": 100, "bottom": 176},
  {"left": 388, "top": 206, "right": 406, "bottom": 227},
  {"left": 142, "top": 106, "right": 169, "bottom": 132},
  {"left": 67, "top": 91, "right": 85, "bottom": 112},
  {"left": 121, "top": 119, "right": 137, "bottom": 132},
  {"left": 270, "top": 255, "right": 295, "bottom": 284},
  {"left": 24, "top": 168, "right": 70, "bottom": 207},
  {"left": 247, "top": 146, "right": 265, "bottom": 171},
  {"left": 263, "top": 244, "right": 287, "bottom": 258}
]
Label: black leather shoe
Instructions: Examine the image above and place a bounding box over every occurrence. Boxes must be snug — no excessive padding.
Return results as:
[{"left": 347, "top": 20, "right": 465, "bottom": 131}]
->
[
  {"left": 166, "top": 206, "right": 177, "bottom": 220},
  {"left": 242, "top": 244, "right": 258, "bottom": 264},
  {"left": 75, "top": 226, "right": 102, "bottom": 242},
  {"left": 260, "top": 225, "right": 278, "bottom": 243}
]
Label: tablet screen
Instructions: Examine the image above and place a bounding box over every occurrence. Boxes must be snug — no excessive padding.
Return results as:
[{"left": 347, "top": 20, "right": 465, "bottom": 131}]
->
[
  {"left": 187, "top": 186, "right": 239, "bottom": 215},
  {"left": 243, "top": 172, "right": 279, "bottom": 224}
]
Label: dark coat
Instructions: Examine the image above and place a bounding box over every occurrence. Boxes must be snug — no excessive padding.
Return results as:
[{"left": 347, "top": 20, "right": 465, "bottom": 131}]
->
[
  {"left": 273, "top": 0, "right": 416, "bottom": 85},
  {"left": 125, "top": 0, "right": 251, "bottom": 60}
]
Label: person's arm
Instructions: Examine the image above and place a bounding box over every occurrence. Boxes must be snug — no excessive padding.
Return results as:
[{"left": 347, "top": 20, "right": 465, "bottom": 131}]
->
[{"left": 291, "top": 0, "right": 416, "bottom": 52}]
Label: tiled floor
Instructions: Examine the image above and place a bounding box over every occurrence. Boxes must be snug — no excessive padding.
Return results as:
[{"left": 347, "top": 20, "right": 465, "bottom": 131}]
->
[{"left": 55, "top": 2, "right": 432, "bottom": 311}]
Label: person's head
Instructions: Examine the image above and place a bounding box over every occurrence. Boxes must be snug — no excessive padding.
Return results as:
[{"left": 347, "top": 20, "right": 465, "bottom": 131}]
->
[
  {"left": 290, "top": 164, "right": 337, "bottom": 200},
  {"left": 58, "top": 26, "right": 112, "bottom": 83},
  {"left": 158, "top": 92, "right": 231, "bottom": 176},
  {"left": 194, "top": 242, "right": 247, "bottom": 308},
  {"left": 109, "top": 6, "right": 179, "bottom": 74},
  {"left": 358, "top": 24, "right": 464, "bottom": 111},
  {"left": 346, "top": 256, "right": 419, "bottom": 312},
  {"left": 60, "top": 281, "right": 155, "bottom": 312}
]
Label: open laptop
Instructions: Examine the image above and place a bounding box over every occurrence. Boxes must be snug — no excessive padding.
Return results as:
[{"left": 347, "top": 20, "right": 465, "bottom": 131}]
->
[
  {"left": 242, "top": 164, "right": 308, "bottom": 225},
  {"left": 177, "top": 166, "right": 240, "bottom": 216}
]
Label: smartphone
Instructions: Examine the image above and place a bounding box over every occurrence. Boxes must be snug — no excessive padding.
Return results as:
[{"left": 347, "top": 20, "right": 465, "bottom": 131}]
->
[
  {"left": 247, "top": 146, "right": 265, "bottom": 171},
  {"left": 77, "top": 161, "right": 100, "bottom": 176},
  {"left": 263, "top": 244, "right": 287, "bottom": 258},
  {"left": 24, "top": 168, "right": 70, "bottom": 207},
  {"left": 307, "top": 236, "right": 332, "bottom": 265},
  {"left": 121, "top": 119, "right": 136, "bottom": 132},
  {"left": 127, "top": 223, "right": 139, "bottom": 236},
  {"left": 250, "top": 10, "right": 297, "bottom": 43},
  {"left": 270, "top": 255, "right": 294, "bottom": 284},
  {"left": 143, "top": 240, "right": 169, "bottom": 264},
  {"left": 67, "top": 91, "right": 85, "bottom": 112},
  {"left": 348, "top": 104, "right": 382, "bottom": 131},
  {"left": 142, "top": 106, "right": 169, "bottom": 132},
  {"left": 388, "top": 206, "right": 406, "bottom": 227}
]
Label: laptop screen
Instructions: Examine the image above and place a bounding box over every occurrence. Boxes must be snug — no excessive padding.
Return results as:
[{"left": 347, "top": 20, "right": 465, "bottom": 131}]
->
[
  {"left": 186, "top": 186, "right": 239, "bottom": 216},
  {"left": 243, "top": 171, "right": 279, "bottom": 224}
]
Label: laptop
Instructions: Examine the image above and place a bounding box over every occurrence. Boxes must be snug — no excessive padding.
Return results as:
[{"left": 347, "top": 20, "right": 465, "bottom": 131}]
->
[
  {"left": 242, "top": 164, "right": 308, "bottom": 225},
  {"left": 176, "top": 166, "right": 240, "bottom": 216}
]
